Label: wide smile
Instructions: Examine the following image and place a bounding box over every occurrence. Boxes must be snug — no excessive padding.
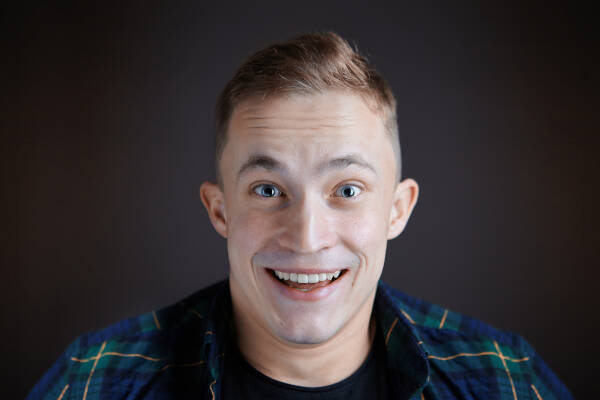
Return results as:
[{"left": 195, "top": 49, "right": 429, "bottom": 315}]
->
[{"left": 264, "top": 268, "right": 348, "bottom": 301}]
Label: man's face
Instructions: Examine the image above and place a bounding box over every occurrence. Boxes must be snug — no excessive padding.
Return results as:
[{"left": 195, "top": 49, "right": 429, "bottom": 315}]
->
[{"left": 203, "top": 90, "right": 416, "bottom": 345}]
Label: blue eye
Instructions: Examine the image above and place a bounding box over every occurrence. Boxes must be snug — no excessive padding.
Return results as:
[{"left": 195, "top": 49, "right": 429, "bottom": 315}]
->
[
  {"left": 253, "top": 184, "right": 282, "bottom": 198},
  {"left": 335, "top": 184, "right": 361, "bottom": 198}
]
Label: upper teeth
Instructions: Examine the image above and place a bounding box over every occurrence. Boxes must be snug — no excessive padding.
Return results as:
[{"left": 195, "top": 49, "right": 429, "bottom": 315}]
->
[{"left": 274, "top": 270, "right": 341, "bottom": 283}]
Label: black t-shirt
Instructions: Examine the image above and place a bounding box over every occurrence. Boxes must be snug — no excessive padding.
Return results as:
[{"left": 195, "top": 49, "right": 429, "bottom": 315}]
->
[{"left": 222, "top": 324, "right": 392, "bottom": 400}]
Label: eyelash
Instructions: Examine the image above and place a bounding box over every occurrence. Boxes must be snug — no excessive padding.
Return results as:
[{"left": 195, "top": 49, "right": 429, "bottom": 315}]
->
[{"left": 250, "top": 183, "right": 364, "bottom": 199}]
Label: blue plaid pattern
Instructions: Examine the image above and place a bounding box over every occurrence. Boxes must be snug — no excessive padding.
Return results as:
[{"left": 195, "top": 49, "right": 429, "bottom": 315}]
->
[{"left": 27, "top": 280, "right": 573, "bottom": 399}]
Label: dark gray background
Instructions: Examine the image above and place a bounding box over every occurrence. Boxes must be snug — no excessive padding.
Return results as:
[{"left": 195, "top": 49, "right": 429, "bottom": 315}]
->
[{"left": 4, "top": 2, "right": 598, "bottom": 398}]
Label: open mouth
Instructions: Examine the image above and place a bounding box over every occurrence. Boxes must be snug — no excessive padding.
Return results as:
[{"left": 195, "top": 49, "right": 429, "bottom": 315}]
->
[{"left": 268, "top": 269, "right": 347, "bottom": 292}]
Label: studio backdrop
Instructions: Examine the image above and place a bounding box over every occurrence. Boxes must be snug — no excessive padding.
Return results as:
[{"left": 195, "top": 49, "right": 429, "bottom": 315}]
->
[{"left": 4, "top": 2, "right": 597, "bottom": 398}]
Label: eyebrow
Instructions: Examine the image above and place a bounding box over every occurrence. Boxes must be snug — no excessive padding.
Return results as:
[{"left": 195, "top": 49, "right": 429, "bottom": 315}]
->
[
  {"left": 319, "top": 153, "right": 377, "bottom": 176},
  {"left": 236, "top": 152, "right": 377, "bottom": 181},
  {"left": 237, "top": 155, "right": 286, "bottom": 180}
]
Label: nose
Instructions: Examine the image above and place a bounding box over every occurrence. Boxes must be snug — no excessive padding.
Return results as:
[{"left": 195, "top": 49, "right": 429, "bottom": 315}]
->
[{"left": 276, "top": 194, "right": 337, "bottom": 254}]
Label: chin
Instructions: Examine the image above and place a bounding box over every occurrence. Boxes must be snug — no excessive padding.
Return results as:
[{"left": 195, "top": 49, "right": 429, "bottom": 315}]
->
[{"left": 271, "top": 315, "right": 341, "bottom": 345}]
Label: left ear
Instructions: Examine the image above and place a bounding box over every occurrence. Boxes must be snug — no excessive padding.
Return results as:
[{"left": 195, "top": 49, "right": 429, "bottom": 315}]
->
[{"left": 387, "top": 178, "right": 419, "bottom": 239}]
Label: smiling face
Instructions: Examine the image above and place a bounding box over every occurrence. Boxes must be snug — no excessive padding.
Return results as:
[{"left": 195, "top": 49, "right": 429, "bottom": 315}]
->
[{"left": 201, "top": 90, "right": 418, "bottom": 346}]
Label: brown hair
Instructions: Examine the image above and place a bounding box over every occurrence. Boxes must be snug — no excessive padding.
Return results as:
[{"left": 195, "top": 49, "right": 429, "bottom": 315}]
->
[{"left": 214, "top": 31, "right": 401, "bottom": 185}]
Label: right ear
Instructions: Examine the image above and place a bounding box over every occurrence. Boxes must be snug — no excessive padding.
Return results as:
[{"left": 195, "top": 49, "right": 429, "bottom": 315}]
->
[{"left": 199, "top": 182, "right": 228, "bottom": 238}]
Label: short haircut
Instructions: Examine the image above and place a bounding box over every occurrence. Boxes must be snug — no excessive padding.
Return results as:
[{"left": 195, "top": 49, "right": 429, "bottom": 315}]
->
[{"left": 213, "top": 31, "right": 401, "bottom": 186}]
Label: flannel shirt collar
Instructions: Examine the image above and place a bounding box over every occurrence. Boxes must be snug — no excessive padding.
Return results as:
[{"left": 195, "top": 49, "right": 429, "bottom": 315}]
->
[
  {"left": 198, "top": 279, "right": 430, "bottom": 399},
  {"left": 375, "top": 281, "right": 431, "bottom": 398}
]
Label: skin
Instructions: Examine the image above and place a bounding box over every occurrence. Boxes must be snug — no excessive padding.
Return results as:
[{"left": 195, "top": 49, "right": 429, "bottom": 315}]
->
[{"left": 200, "top": 90, "right": 419, "bottom": 387}]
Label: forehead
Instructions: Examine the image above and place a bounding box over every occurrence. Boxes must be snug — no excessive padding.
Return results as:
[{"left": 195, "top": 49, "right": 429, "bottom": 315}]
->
[
  {"left": 227, "top": 91, "right": 385, "bottom": 149},
  {"left": 220, "top": 90, "right": 397, "bottom": 187}
]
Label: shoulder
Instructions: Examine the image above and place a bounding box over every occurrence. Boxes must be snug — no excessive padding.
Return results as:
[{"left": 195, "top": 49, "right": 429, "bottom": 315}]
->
[
  {"left": 27, "top": 280, "right": 228, "bottom": 399},
  {"left": 70, "top": 278, "right": 225, "bottom": 359},
  {"left": 377, "top": 281, "right": 573, "bottom": 399},
  {"left": 378, "top": 280, "right": 515, "bottom": 340}
]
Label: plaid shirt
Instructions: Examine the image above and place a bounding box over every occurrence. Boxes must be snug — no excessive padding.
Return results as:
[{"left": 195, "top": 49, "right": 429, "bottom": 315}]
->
[{"left": 28, "top": 280, "right": 573, "bottom": 399}]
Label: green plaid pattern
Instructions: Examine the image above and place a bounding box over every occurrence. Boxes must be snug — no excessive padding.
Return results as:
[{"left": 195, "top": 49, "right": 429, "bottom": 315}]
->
[{"left": 27, "top": 280, "right": 572, "bottom": 399}]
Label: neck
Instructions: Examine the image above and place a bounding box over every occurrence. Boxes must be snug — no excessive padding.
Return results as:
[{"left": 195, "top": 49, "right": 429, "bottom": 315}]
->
[{"left": 230, "top": 283, "right": 377, "bottom": 387}]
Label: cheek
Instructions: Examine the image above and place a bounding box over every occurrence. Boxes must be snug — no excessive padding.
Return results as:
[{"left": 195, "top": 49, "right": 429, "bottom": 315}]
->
[
  {"left": 338, "top": 204, "right": 389, "bottom": 262},
  {"left": 227, "top": 209, "right": 274, "bottom": 267}
]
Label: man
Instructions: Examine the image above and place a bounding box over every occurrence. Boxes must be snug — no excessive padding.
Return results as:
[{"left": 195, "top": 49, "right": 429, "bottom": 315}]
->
[{"left": 28, "top": 32, "right": 572, "bottom": 399}]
